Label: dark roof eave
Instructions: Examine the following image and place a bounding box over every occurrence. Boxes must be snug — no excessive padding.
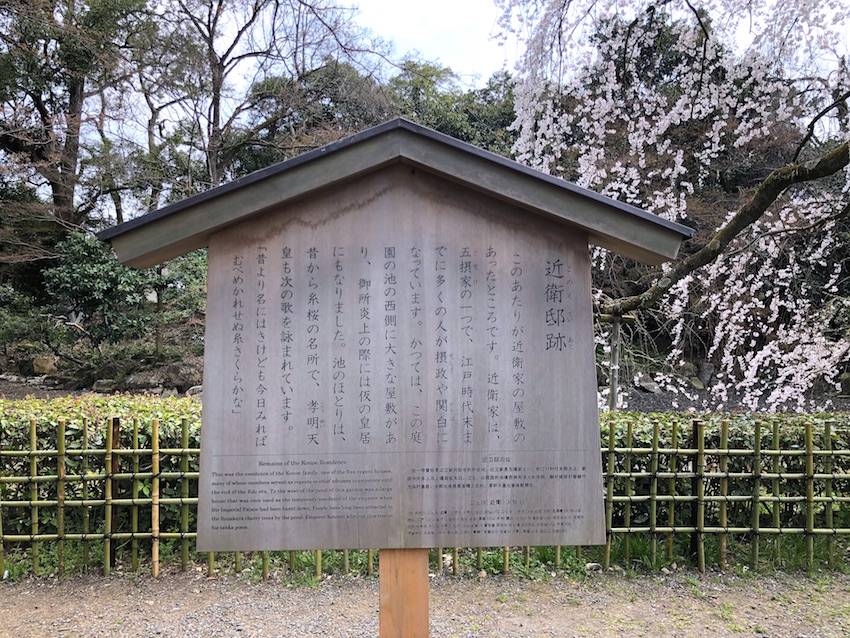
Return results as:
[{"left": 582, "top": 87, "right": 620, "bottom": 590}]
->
[{"left": 99, "top": 118, "right": 693, "bottom": 268}]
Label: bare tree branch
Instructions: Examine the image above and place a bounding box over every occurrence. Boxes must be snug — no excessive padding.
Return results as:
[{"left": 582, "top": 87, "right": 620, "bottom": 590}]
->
[{"left": 793, "top": 89, "right": 850, "bottom": 162}]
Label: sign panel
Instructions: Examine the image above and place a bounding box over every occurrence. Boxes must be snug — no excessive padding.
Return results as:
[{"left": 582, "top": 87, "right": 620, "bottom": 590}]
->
[{"left": 197, "top": 166, "right": 605, "bottom": 550}]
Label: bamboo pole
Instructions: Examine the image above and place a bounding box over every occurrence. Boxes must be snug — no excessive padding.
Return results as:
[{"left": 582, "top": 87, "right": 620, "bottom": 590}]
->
[
  {"left": 180, "top": 418, "right": 189, "bottom": 571},
  {"left": 235, "top": 551, "right": 242, "bottom": 573},
  {"left": 208, "top": 551, "right": 214, "bottom": 577},
  {"left": 523, "top": 546, "right": 530, "bottom": 569},
  {"left": 771, "top": 421, "right": 781, "bottom": 565},
  {"left": 29, "top": 417, "right": 39, "bottom": 574},
  {"left": 667, "top": 420, "right": 678, "bottom": 561},
  {"left": 289, "top": 550, "right": 295, "bottom": 573},
  {"left": 82, "top": 417, "right": 90, "bottom": 571},
  {"left": 554, "top": 545, "right": 561, "bottom": 569},
  {"left": 57, "top": 418, "right": 66, "bottom": 576},
  {"left": 650, "top": 420, "right": 659, "bottom": 567},
  {"left": 109, "top": 417, "right": 120, "bottom": 569},
  {"left": 695, "top": 420, "right": 705, "bottom": 574},
  {"left": 131, "top": 418, "right": 139, "bottom": 572},
  {"left": 104, "top": 418, "right": 114, "bottom": 577},
  {"left": 502, "top": 546, "right": 509, "bottom": 574},
  {"left": 0, "top": 475, "right": 4, "bottom": 578},
  {"left": 624, "top": 421, "right": 633, "bottom": 564},
  {"left": 344, "top": 549, "right": 350, "bottom": 573},
  {"left": 719, "top": 420, "right": 729, "bottom": 570},
  {"left": 263, "top": 551, "right": 270, "bottom": 580},
  {"left": 604, "top": 420, "right": 616, "bottom": 570},
  {"left": 751, "top": 420, "right": 762, "bottom": 570},
  {"left": 477, "top": 547, "right": 483, "bottom": 570},
  {"left": 805, "top": 422, "right": 814, "bottom": 572},
  {"left": 825, "top": 421, "right": 834, "bottom": 569},
  {"left": 152, "top": 418, "right": 160, "bottom": 579}
]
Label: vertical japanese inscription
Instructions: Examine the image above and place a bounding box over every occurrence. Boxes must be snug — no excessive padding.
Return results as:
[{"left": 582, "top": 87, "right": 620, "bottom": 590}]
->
[
  {"left": 485, "top": 246, "right": 499, "bottom": 443},
  {"left": 332, "top": 247, "right": 346, "bottom": 442},
  {"left": 510, "top": 254, "right": 527, "bottom": 443},
  {"left": 408, "top": 246, "right": 424, "bottom": 446},
  {"left": 383, "top": 247, "right": 399, "bottom": 445},
  {"left": 200, "top": 173, "right": 604, "bottom": 552},
  {"left": 306, "top": 247, "right": 322, "bottom": 446},
  {"left": 433, "top": 245, "right": 450, "bottom": 445},
  {"left": 458, "top": 246, "right": 475, "bottom": 445},
  {"left": 544, "top": 258, "right": 574, "bottom": 353},
  {"left": 280, "top": 247, "right": 294, "bottom": 431},
  {"left": 357, "top": 248, "right": 373, "bottom": 446},
  {"left": 255, "top": 247, "right": 268, "bottom": 447},
  {"left": 231, "top": 255, "right": 245, "bottom": 417}
]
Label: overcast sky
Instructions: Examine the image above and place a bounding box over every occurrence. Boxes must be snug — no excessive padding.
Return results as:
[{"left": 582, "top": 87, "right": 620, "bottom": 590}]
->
[{"left": 347, "top": 0, "right": 518, "bottom": 86}]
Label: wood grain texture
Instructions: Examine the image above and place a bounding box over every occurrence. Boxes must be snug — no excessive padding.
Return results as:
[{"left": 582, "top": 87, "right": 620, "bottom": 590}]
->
[
  {"left": 380, "top": 548, "right": 429, "bottom": 638},
  {"left": 196, "top": 165, "right": 605, "bottom": 552}
]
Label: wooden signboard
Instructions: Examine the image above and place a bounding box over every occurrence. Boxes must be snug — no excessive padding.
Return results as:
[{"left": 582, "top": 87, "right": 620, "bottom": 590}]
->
[
  {"left": 101, "top": 120, "right": 690, "bottom": 638},
  {"left": 196, "top": 165, "right": 605, "bottom": 551}
]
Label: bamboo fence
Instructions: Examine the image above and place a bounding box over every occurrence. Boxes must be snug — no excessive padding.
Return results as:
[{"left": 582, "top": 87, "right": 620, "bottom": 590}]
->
[{"left": 1, "top": 416, "right": 848, "bottom": 578}]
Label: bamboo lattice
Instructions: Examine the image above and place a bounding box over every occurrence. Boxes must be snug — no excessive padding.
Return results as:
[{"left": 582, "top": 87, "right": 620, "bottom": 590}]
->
[{"left": 1, "top": 416, "right": 848, "bottom": 577}]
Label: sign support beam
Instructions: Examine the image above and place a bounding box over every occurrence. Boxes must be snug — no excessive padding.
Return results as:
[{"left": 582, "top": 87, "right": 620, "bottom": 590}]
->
[{"left": 379, "top": 548, "right": 429, "bottom": 638}]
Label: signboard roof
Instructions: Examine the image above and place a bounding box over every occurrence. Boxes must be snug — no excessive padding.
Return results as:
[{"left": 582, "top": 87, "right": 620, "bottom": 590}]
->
[{"left": 99, "top": 118, "right": 692, "bottom": 268}]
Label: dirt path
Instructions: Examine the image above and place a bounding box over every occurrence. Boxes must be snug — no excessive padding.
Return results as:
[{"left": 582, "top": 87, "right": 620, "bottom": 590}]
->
[{"left": 2, "top": 567, "right": 849, "bottom": 638}]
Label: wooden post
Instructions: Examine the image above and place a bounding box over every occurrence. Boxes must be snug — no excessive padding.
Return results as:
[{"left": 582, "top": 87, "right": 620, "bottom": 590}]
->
[
  {"left": 649, "top": 420, "right": 659, "bottom": 567},
  {"left": 608, "top": 315, "right": 621, "bottom": 412},
  {"left": 825, "top": 421, "right": 834, "bottom": 569},
  {"left": 81, "top": 417, "right": 90, "bottom": 572},
  {"left": 57, "top": 418, "right": 66, "bottom": 576},
  {"left": 0, "top": 471, "right": 4, "bottom": 578},
  {"left": 750, "top": 420, "right": 762, "bottom": 570},
  {"left": 604, "top": 420, "right": 616, "bottom": 570},
  {"left": 805, "top": 422, "right": 814, "bottom": 572},
  {"left": 771, "top": 420, "right": 781, "bottom": 565},
  {"left": 380, "top": 548, "right": 429, "bottom": 638},
  {"left": 152, "top": 418, "right": 160, "bottom": 579},
  {"left": 719, "top": 420, "right": 729, "bottom": 570},
  {"left": 29, "top": 417, "right": 38, "bottom": 575},
  {"left": 180, "top": 418, "right": 189, "bottom": 571},
  {"left": 689, "top": 419, "right": 698, "bottom": 562},
  {"left": 695, "top": 419, "right": 706, "bottom": 574},
  {"left": 109, "top": 416, "right": 120, "bottom": 569},
  {"left": 132, "top": 418, "right": 140, "bottom": 572},
  {"left": 667, "top": 419, "right": 678, "bottom": 561},
  {"left": 104, "top": 418, "right": 114, "bottom": 577},
  {"left": 598, "top": 313, "right": 635, "bottom": 412},
  {"left": 624, "top": 420, "right": 633, "bottom": 564}
]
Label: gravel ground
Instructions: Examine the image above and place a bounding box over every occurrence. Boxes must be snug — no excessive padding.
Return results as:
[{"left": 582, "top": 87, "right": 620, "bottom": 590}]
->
[{"left": 2, "top": 566, "right": 850, "bottom": 638}]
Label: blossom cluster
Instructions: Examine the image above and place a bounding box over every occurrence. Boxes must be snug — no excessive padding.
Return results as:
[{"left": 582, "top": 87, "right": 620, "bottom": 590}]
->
[{"left": 499, "top": 0, "right": 850, "bottom": 410}]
